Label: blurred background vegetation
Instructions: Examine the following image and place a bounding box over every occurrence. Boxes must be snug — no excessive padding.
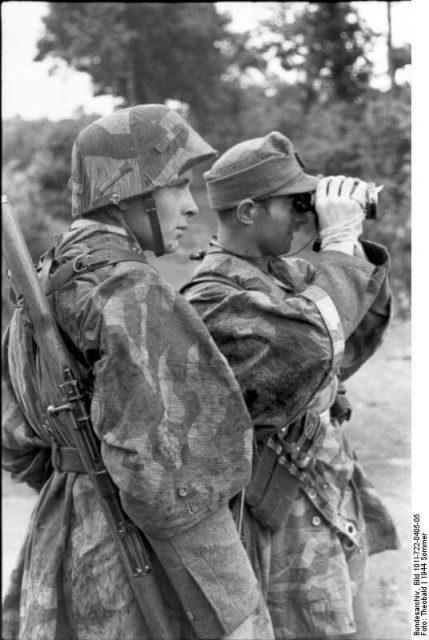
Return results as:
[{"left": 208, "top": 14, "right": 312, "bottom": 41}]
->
[{"left": 2, "top": 1, "right": 411, "bottom": 329}]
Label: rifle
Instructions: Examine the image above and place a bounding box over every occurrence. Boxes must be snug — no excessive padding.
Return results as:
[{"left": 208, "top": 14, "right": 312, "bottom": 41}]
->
[{"left": 1, "top": 195, "right": 175, "bottom": 640}]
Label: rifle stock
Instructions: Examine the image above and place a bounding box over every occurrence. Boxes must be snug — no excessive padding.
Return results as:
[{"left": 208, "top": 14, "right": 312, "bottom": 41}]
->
[{"left": 1, "top": 195, "right": 175, "bottom": 640}]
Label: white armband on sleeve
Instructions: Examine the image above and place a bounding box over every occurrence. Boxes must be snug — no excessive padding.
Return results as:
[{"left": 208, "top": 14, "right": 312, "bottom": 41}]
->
[{"left": 299, "top": 285, "right": 345, "bottom": 375}]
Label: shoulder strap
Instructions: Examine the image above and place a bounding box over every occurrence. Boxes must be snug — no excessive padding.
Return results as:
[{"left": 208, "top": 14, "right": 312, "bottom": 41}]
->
[
  {"left": 181, "top": 275, "right": 244, "bottom": 296},
  {"left": 45, "top": 245, "right": 147, "bottom": 296},
  {"left": 37, "top": 244, "right": 147, "bottom": 375}
]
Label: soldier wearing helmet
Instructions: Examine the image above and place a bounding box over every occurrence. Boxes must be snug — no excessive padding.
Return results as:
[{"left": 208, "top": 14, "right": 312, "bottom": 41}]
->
[
  {"left": 68, "top": 103, "right": 218, "bottom": 256},
  {"left": 181, "top": 131, "right": 399, "bottom": 640},
  {"left": 2, "top": 106, "right": 274, "bottom": 640}
]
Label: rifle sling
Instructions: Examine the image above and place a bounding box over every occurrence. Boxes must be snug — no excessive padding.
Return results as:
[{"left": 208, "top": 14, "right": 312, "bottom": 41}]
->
[{"left": 41, "top": 245, "right": 151, "bottom": 474}]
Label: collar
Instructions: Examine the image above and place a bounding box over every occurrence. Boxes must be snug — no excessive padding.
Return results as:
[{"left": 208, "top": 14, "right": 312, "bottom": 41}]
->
[
  {"left": 70, "top": 217, "right": 131, "bottom": 239},
  {"left": 208, "top": 239, "right": 272, "bottom": 271},
  {"left": 206, "top": 240, "right": 295, "bottom": 293}
]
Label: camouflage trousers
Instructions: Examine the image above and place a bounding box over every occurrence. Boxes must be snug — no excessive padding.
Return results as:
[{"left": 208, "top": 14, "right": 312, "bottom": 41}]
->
[{"left": 232, "top": 489, "right": 368, "bottom": 639}]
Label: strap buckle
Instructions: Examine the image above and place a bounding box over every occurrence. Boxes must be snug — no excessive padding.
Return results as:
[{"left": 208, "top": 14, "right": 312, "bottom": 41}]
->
[
  {"left": 281, "top": 412, "right": 325, "bottom": 469},
  {"left": 73, "top": 250, "right": 110, "bottom": 273}
]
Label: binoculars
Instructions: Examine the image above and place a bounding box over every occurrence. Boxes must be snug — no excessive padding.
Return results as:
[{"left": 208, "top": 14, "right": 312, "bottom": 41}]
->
[{"left": 292, "top": 182, "right": 383, "bottom": 220}]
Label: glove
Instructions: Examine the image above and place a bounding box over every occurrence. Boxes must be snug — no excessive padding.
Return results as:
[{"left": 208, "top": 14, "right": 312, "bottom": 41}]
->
[{"left": 315, "top": 176, "right": 367, "bottom": 254}]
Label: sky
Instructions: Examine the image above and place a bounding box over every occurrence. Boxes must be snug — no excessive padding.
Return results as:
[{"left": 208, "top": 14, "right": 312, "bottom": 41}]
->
[{"left": 1, "top": 1, "right": 414, "bottom": 121}]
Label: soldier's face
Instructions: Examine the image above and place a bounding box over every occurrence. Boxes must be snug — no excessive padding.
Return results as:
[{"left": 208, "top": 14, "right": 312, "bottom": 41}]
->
[
  {"left": 123, "top": 172, "right": 198, "bottom": 254},
  {"left": 253, "top": 196, "right": 307, "bottom": 256},
  {"left": 154, "top": 172, "right": 199, "bottom": 254}
]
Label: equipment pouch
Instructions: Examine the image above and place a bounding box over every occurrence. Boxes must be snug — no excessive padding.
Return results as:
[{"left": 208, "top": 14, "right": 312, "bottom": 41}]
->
[
  {"left": 249, "top": 457, "right": 302, "bottom": 530},
  {"left": 246, "top": 437, "right": 302, "bottom": 531},
  {"left": 245, "top": 411, "right": 325, "bottom": 531}
]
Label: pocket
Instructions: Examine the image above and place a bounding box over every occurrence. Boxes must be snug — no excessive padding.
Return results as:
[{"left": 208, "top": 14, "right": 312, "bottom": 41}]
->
[
  {"left": 267, "top": 518, "right": 355, "bottom": 637},
  {"left": 305, "top": 598, "right": 355, "bottom": 637},
  {"left": 250, "top": 462, "right": 301, "bottom": 530}
]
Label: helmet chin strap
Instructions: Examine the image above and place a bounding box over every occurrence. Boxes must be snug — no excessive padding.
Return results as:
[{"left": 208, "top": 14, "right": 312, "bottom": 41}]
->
[
  {"left": 142, "top": 194, "right": 165, "bottom": 257},
  {"left": 108, "top": 193, "right": 165, "bottom": 257}
]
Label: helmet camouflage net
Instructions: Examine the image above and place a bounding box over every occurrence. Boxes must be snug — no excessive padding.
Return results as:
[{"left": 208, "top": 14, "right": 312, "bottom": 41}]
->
[{"left": 69, "top": 104, "right": 217, "bottom": 217}]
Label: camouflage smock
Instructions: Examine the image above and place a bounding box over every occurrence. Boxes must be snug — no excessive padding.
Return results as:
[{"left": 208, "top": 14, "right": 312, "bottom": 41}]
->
[
  {"left": 1, "top": 220, "right": 264, "bottom": 640},
  {"left": 181, "top": 240, "right": 400, "bottom": 638}
]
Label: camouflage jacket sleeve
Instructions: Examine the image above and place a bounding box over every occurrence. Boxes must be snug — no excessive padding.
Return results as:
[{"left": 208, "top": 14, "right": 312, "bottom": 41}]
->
[
  {"left": 182, "top": 246, "right": 390, "bottom": 421},
  {"left": 339, "top": 240, "right": 392, "bottom": 380},
  {"left": 53, "top": 258, "right": 253, "bottom": 539},
  {"left": 2, "top": 322, "right": 53, "bottom": 491}
]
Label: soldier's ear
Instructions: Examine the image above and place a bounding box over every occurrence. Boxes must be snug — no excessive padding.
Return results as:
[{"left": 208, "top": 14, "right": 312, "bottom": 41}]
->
[
  {"left": 110, "top": 193, "right": 130, "bottom": 211},
  {"left": 236, "top": 199, "right": 258, "bottom": 226}
]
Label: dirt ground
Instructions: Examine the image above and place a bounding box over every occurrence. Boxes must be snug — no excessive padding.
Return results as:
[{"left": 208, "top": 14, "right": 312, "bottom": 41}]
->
[
  {"left": 344, "top": 319, "right": 411, "bottom": 640},
  {"left": 2, "top": 309, "right": 411, "bottom": 639}
]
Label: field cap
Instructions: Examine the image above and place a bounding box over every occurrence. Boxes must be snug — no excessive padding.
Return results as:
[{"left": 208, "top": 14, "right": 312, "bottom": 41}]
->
[{"left": 204, "top": 131, "right": 320, "bottom": 211}]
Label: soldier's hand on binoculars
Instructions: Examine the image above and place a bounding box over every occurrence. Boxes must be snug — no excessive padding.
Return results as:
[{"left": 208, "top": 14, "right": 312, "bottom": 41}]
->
[{"left": 315, "top": 176, "right": 366, "bottom": 231}]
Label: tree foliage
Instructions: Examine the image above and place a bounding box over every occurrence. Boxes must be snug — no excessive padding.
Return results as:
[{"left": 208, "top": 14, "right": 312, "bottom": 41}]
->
[
  {"left": 35, "top": 2, "right": 231, "bottom": 129},
  {"left": 246, "top": 2, "right": 374, "bottom": 109},
  {"left": 3, "top": 3, "right": 410, "bottom": 316},
  {"left": 3, "top": 114, "right": 99, "bottom": 230}
]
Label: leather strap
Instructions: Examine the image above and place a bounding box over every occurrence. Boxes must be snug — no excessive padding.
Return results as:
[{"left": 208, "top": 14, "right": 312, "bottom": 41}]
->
[
  {"left": 142, "top": 195, "right": 165, "bottom": 257},
  {"left": 52, "top": 444, "right": 87, "bottom": 473},
  {"left": 45, "top": 246, "right": 147, "bottom": 295},
  {"left": 181, "top": 275, "right": 243, "bottom": 296}
]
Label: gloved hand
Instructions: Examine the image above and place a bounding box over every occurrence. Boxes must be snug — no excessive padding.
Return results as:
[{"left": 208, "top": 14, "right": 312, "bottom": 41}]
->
[{"left": 315, "top": 176, "right": 367, "bottom": 254}]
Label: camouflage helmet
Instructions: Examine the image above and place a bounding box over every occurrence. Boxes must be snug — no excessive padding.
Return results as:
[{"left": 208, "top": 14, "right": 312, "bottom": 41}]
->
[{"left": 69, "top": 104, "right": 217, "bottom": 217}]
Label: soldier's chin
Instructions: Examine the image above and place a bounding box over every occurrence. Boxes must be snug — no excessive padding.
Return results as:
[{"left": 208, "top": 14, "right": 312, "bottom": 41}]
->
[{"left": 163, "top": 239, "right": 180, "bottom": 254}]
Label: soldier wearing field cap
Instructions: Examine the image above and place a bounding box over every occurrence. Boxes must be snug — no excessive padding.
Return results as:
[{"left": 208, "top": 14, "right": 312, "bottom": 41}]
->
[
  {"left": 181, "top": 131, "right": 399, "bottom": 639},
  {"left": 2, "top": 106, "right": 275, "bottom": 640}
]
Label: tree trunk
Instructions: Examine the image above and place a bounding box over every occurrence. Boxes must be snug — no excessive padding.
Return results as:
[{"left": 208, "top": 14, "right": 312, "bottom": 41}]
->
[
  {"left": 126, "top": 61, "right": 139, "bottom": 106},
  {"left": 387, "top": 3, "right": 396, "bottom": 90}
]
